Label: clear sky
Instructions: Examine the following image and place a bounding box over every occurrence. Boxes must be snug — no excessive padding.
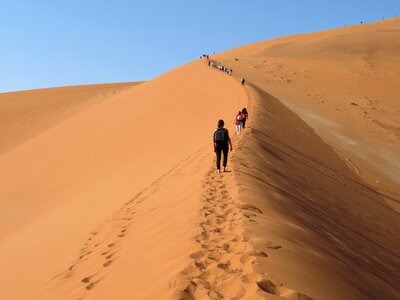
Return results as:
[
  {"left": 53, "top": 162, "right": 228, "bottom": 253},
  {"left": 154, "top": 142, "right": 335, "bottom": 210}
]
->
[{"left": 1, "top": 0, "right": 399, "bottom": 92}]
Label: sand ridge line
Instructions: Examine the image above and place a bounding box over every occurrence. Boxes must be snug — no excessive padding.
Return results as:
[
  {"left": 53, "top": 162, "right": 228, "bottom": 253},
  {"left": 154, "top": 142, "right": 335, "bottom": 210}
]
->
[
  {"left": 171, "top": 151, "right": 312, "bottom": 300},
  {"left": 50, "top": 147, "right": 209, "bottom": 297},
  {"left": 236, "top": 82, "right": 314, "bottom": 300},
  {"left": 170, "top": 77, "right": 313, "bottom": 299}
]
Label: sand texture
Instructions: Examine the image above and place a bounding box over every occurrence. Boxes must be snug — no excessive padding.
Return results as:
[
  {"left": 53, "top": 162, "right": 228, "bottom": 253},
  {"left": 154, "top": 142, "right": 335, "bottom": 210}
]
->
[{"left": 1, "top": 18, "right": 399, "bottom": 300}]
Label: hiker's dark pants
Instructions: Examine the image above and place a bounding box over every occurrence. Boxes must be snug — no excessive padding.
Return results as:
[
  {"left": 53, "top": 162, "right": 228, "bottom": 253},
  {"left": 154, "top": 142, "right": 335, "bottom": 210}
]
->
[
  {"left": 215, "top": 143, "right": 229, "bottom": 169},
  {"left": 242, "top": 118, "right": 246, "bottom": 128}
]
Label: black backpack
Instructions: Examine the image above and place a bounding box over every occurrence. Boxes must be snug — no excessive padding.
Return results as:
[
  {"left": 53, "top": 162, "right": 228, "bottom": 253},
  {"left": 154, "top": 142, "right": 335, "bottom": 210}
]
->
[{"left": 214, "top": 128, "right": 227, "bottom": 143}]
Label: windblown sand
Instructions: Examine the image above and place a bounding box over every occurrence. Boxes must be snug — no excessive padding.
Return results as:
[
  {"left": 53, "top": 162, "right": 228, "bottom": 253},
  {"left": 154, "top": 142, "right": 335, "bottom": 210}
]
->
[{"left": 0, "top": 18, "right": 399, "bottom": 300}]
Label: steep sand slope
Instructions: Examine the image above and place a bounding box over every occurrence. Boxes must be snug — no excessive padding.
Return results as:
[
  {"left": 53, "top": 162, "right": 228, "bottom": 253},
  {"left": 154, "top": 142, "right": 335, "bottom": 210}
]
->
[
  {"left": 0, "top": 61, "right": 246, "bottom": 299},
  {"left": 213, "top": 18, "right": 400, "bottom": 299},
  {"left": 233, "top": 84, "right": 400, "bottom": 299},
  {"left": 0, "top": 82, "right": 140, "bottom": 155},
  {"left": 216, "top": 18, "right": 400, "bottom": 210}
]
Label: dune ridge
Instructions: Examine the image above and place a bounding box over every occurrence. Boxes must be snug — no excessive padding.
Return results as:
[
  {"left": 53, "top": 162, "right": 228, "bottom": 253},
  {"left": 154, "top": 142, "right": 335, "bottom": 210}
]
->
[
  {"left": 0, "top": 61, "right": 246, "bottom": 300},
  {"left": 215, "top": 17, "right": 400, "bottom": 207},
  {"left": 0, "top": 18, "right": 399, "bottom": 300},
  {"left": 232, "top": 83, "right": 400, "bottom": 299}
]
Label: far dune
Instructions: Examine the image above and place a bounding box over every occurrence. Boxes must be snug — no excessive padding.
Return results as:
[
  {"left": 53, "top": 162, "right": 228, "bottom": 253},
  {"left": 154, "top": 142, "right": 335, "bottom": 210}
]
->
[{"left": 0, "top": 82, "right": 140, "bottom": 155}]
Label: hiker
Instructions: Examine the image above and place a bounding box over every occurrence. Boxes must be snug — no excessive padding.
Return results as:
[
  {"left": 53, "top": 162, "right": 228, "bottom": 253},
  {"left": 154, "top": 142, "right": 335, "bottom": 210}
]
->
[
  {"left": 234, "top": 111, "right": 243, "bottom": 135},
  {"left": 213, "top": 120, "right": 233, "bottom": 173},
  {"left": 241, "top": 77, "right": 245, "bottom": 85},
  {"left": 241, "top": 108, "right": 248, "bottom": 129}
]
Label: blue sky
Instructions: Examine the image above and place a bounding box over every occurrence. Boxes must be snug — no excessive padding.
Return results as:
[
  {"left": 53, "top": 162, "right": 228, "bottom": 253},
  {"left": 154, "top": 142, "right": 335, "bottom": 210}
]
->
[{"left": 1, "top": 0, "right": 399, "bottom": 92}]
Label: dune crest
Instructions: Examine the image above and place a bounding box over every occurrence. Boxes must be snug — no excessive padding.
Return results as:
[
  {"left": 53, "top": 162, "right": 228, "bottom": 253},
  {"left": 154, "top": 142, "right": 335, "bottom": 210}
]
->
[{"left": 1, "top": 18, "right": 399, "bottom": 300}]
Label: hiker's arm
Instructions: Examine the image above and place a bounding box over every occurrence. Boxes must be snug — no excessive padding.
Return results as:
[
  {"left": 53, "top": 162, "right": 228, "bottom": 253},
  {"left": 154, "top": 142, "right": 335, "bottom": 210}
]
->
[{"left": 226, "top": 130, "right": 233, "bottom": 151}]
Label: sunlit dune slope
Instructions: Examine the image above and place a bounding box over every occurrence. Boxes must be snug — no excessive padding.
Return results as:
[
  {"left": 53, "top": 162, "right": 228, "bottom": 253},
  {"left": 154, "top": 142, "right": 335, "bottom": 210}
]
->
[
  {"left": 216, "top": 18, "right": 400, "bottom": 206},
  {"left": 0, "top": 61, "right": 245, "bottom": 299},
  {"left": 0, "top": 82, "right": 140, "bottom": 155}
]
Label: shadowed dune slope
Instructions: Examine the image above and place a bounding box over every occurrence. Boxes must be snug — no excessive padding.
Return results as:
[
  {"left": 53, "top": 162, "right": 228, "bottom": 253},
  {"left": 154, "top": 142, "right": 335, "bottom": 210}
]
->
[
  {"left": 0, "top": 82, "right": 140, "bottom": 155},
  {"left": 233, "top": 84, "right": 400, "bottom": 299},
  {"left": 213, "top": 17, "right": 400, "bottom": 300},
  {"left": 0, "top": 61, "right": 246, "bottom": 299}
]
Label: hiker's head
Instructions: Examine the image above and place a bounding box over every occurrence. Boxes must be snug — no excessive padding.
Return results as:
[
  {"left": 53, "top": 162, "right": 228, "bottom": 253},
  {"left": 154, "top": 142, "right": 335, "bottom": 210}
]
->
[
  {"left": 238, "top": 111, "right": 242, "bottom": 114},
  {"left": 217, "top": 119, "right": 224, "bottom": 128}
]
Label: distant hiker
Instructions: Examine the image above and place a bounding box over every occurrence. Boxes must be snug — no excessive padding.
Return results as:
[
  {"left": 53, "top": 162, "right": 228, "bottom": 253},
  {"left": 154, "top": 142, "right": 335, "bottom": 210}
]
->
[
  {"left": 241, "top": 77, "right": 245, "bottom": 85},
  {"left": 234, "top": 111, "right": 243, "bottom": 135},
  {"left": 213, "top": 120, "right": 233, "bottom": 173},
  {"left": 241, "top": 108, "right": 248, "bottom": 129}
]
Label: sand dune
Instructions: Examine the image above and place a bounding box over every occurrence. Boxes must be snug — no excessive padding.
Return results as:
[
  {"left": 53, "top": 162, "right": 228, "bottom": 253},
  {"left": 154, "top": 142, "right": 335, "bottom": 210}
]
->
[
  {"left": 0, "top": 82, "right": 140, "bottom": 155},
  {"left": 232, "top": 84, "right": 400, "bottom": 299},
  {"left": 0, "top": 61, "right": 245, "bottom": 299},
  {"left": 214, "top": 18, "right": 400, "bottom": 299},
  {"left": 1, "top": 18, "right": 399, "bottom": 300},
  {"left": 215, "top": 18, "right": 400, "bottom": 210}
]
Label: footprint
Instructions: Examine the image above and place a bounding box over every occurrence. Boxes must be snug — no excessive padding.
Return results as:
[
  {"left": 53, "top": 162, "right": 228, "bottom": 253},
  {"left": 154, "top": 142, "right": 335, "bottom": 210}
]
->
[
  {"left": 239, "top": 204, "right": 263, "bottom": 214},
  {"left": 86, "top": 280, "right": 100, "bottom": 290},
  {"left": 103, "top": 260, "right": 113, "bottom": 267},
  {"left": 81, "top": 277, "right": 91, "bottom": 284},
  {"left": 248, "top": 250, "right": 268, "bottom": 257},
  {"left": 265, "top": 241, "right": 282, "bottom": 250},
  {"left": 190, "top": 251, "right": 204, "bottom": 260},
  {"left": 257, "top": 279, "right": 279, "bottom": 295}
]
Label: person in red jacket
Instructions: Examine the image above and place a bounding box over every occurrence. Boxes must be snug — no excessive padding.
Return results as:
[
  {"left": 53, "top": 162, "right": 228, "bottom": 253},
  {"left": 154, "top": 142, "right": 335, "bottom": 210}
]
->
[{"left": 234, "top": 111, "right": 243, "bottom": 134}]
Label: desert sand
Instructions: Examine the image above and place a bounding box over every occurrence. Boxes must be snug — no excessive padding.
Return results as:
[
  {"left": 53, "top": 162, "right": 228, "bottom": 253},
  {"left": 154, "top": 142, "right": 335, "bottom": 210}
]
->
[{"left": 0, "top": 18, "right": 399, "bottom": 300}]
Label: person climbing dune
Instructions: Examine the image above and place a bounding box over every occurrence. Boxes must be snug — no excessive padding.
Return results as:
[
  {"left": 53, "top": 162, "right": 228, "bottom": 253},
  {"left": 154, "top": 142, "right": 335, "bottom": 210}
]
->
[
  {"left": 213, "top": 120, "right": 233, "bottom": 173},
  {"left": 241, "top": 108, "right": 248, "bottom": 129},
  {"left": 234, "top": 111, "right": 243, "bottom": 135}
]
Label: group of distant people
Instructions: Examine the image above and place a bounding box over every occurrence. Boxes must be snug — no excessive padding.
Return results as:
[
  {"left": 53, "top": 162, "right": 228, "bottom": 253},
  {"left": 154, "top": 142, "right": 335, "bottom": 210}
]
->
[
  {"left": 200, "top": 55, "right": 233, "bottom": 75},
  {"left": 207, "top": 60, "right": 233, "bottom": 75},
  {"left": 213, "top": 108, "right": 249, "bottom": 173}
]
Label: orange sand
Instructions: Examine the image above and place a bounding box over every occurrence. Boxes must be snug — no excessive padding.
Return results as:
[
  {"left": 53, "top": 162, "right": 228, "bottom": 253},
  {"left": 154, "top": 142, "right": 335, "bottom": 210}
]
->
[{"left": 0, "top": 18, "right": 399, "bottom": 300}]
